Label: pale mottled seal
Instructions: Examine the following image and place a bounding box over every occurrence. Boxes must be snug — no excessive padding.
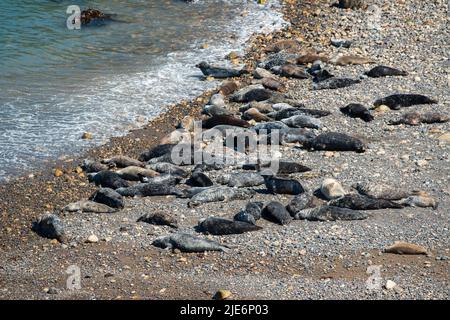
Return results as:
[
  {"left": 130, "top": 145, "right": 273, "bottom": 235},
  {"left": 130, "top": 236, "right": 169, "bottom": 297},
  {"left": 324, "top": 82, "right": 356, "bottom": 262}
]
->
[
  {"left": 88, "top": 171, "right": 130, "bottom": 189},
  {"left": 32, "top": 214, "right": 65, "bottom": 242},
  {"left": 269, "top": 107, "right": 330, "bottom": 120},
  {"left": 234, "top": 201, "right": 264, "bottom": 224},
  {"left": 397, "top": 194, "right": 438, "bottom": 209},
  {"left": 202, "top": 105, "right": 233, "bottom": 117},
  {"left": 146, "top": 162, "right": 188, "bottom": 177},
  {"left": 188, "top": 187, "right": 255, "bottom": 207},
  {"left": 281, "top": 114, "right": 322, "bottom": 129},
  {"left": 389, "top": 111, "right": 448, "bottom": 126},
  {"left": 152, "top": 233, "right": 229, "bottom": 252},
  {"left": 243, "top": 160, "right": 311, "bottom": 174},
  {"left": 243, "top": 108, "right": 272, "bottom": 122},
  {"left": 196, "top": 61, "right": 247, "bottom": 78},
  {"left": 340, "top": 104, "right": 374, "bottom": 122},
  {"left": 286, "top": 192, "right": 315, "bottom": 217},
  {"left": 116, "top": 166, "right": 159, "bottom": 181},
  {"left": 275, "top": 64, "right": 309, "bottom": 79},
  {"left": 296, "top": 205, "right": 368, "bottom": 221},
  {"left": 89, "top": 188, "right": 124, "bottom": 209},
  {"left": 264, "top": 176, "right": 305, "bottom": 195},
  {"left": 374, "top": 94, "right": 437, "bottom": 110},
  {"left": 303, "top": 132, "right": 366, "bottom": 153},
  {"left": 253, "top": 121, "right": 289, "bottom": 133},
  {"left": 116, "top": 177, "right": 181, "bottom": 197},
  {"left": 230, "top": 85, "right": 272, "bottom": 103},
  {"left": 219, "top": 80, "right": 240, "bottom": 96},
  {"left": 354, "top": 182, "right": 410, "bottom": 200},
  {"left": 197, "top": 217, "right": 262, "bottom": 235},
  {"left": 279, "top": 128, "right": 317, "bottom": 145},
  {"left": 261, "top": 77, "right": 284, "bottom": 91},
  {"left": 262, "top": 201, "right": 292, "bottom": 225},
  {"left": 328, "top": 194, "right": 404, "bottom": 210},
  {"left": 217, "top": 172, "right": 265, "bottom": 188},
  {"left": 63, "top": 200, "right": 117, "bottom": 213},
  {"left": 365, "top": 66, "right": 408, "bottom": 78},
  {"left": 329, "top": 55, "right": 374, "bottom": 66},
  {"left": 137, "top": 212, "right": 178, "bottom": 228}
]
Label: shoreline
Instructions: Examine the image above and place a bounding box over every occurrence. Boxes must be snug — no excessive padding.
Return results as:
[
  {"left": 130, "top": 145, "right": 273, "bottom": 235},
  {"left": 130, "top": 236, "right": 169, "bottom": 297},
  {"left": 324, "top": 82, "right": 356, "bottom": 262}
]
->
[{"left": 1, "top": 0, "right": 449, "bottom": 300}]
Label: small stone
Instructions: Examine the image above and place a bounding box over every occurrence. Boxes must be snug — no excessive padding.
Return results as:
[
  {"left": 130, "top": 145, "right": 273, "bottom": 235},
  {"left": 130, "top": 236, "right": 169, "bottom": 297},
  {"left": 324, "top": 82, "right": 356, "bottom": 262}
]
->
[
  {"left": 199, "top": 43, "right": 208, "bottom": 49},
  {"left": 53, "top": 168, "right": 64, "bottom": 177},
  {"left": 324, "top": 151, "right": 336, "bottom": 158},
  {"left": 213, "top": 289, "right": 232, "bottom": 300},
  {"left": 86, "top": 235, "right": 99, "bottom": 243},
  {"left": 47, "top": 287, "right": 59, "bottom": 294},
  {"left": 385, "top": 280, "right": 397, "bottom": 290},
  {"left": 416, "top": 159, "right": 428, "bottom": 167},
  {"left": 81, "top": 132, "right": 93, "bottom": 140}
]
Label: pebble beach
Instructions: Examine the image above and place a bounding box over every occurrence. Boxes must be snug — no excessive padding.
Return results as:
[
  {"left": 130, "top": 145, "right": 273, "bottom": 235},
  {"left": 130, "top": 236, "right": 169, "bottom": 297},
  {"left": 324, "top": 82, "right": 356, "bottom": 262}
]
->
[{"left": 0, "top": 0, "right": 448, "bottom": 300}]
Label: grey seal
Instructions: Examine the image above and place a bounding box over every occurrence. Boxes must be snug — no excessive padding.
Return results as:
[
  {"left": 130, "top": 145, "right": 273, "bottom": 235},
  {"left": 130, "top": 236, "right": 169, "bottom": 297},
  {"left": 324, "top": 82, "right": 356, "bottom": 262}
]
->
[
  {"left": 153, "top": 233, "right": 229, "bottom": 252},
  {"left": 197, "top": 217, "right": 262, "bottom": 235},
  {"left": 374, "top": 94, "right": 437, "bottom": 110}
]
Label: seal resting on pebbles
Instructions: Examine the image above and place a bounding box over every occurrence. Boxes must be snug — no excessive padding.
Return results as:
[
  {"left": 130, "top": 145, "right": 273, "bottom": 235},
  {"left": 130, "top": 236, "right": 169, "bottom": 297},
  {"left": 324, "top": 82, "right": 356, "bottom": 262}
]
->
[
  {"left": 197, "top": 217, "right": 262, "bottom": 235},
  {"left": 320, "top": 178, "right": 346, "bottom": 200},
  {"left": 217, "top": 172, "right": 265, "bottom": 188},
  {"left": 329, "top": 55, "right": 374, "bottom": 66},
  {"left": 296, "top": 205, "right": 368, "bottom": 221},
  {"left": 275, "top": 64, "right": 309, "bottom": 79},
  {"left": 137, "top": 212, "right": 178, "bottom": 228},
  {"left": 188, "top": 187, "right": 255, "bottom": 207},
  {"left": 116, "top": 177, "right": 181, "bottom": 197},
  {"left": 261, "top": 77, "right": 284, "bottom": 91},
  {"left": 340, "top": 104, "right": 374, "bottom": 122},
  {"left": 63, "top": 200, "right": 117, "bottom": 213},
  {"left": 269, "top": 107, "right": 330, "bottom": 120},
  {"left": 101, "top": 156, "right": 144, "bottom": 168},
  {"left": 196, "top": 61, "right": 247, "bottom": 78},
  {"left": 234, "top": 201, "right": 264, "bottom": 225},
  {"left": 89, "top": 188, "right": 124, "bottom": 209},
  {"left": 264, "top": 176, "right": 305, "bottom": 195},
  {"left": 81, "top": 159, "right": 109, "bottom": 173},
  {"left": 138, "top": 144, "right": 176, "bottom": 162},
  {"left": 281, "top": 114, "right": 322, "bottom": 129},
  {"left": 202, "top": 115, "right": 250, "bottom": 129},
  {"left": 374, "top": 94, "right": 437, "bottom": 110},
  {"left": 365, "top": 65, "right": 408, "bottom": 78},
  {"left": 397, "top": 193, "right": 438, "bottom": 209},
  {"left": 32, "top": 214, "right": 65, "bottom": 242},
  {"left": 262, "top": 201, "right": 292, "bottom": 225},
  {"left": 202, "top": 105, "right": 233, "bottom": 117},
  {"left": 116, "top": 166, "right": 159, "bottom": 181},
  {"left": 328, "top": 194, "right": 404, "bottom": 210},
  {"left": 230, "top": 85, "right": 272, "bottom": 103},
  {"left": 146, "top": 162, "right": 188, "bottom": 177},
  {"left": 152, "top": 233, "right": 229, "bottom": 253},
  {"left": 303, "top": 132, "right": 366, "bottom": 153},
  {"left": 243, "top": 108, "right": 272, "bottom": 122},
  {"left": 313, "top": 77, "right": 361, "bottom": 90},
  {"left": 88, "top": 171, "right": 130, "bottom": 189},
  {"left": 384, "top": 241, "right": 428, "bottom": 255},
  {"left": 186, "top": 171, "right": 214, "bottom": 187},
  {"left": 389, "top": 111, "right": 449, "bottom": 126},
  {"left": 354, "top": 182, "right": 410, "bottom": 200}
]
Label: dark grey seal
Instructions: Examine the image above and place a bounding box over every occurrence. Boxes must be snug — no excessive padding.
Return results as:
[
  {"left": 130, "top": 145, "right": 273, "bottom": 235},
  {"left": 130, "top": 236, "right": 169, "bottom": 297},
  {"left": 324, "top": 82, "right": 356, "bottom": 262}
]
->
[
  {"left": 365, "top": 66, "right": 408, "bottom": 78},
  {"left": 138, "top": 144, "right": 176, "bottom": 162},
  {"left": 303, "top": 132, "right": 366, "bottom": 153},
  {"left": 262, "top": 201, "right": 292, "bottom": 225},
  {"left": 328, "top": 194, "right": 404, "bottom": 210},
  {"left": 340, "top": 104, "right": 374, "bottom": 122},
  {"left": 88, "top": 171, "right": 130, "bottom": 189},
  {"left": 89, "top": 188, "right": 124, "bottom": 209},
  {"left": 196, "top": 61, "right": 247, "bottom": 78},
  {"left": 374, "top": 94, "right": 437, "bottom": 110},
  {"left": 197, "top": 217, "right": 262, "bottom": 235},
  {"left": 264, "top": 176, "right": 305, "bottom": 195},
  {"left": 137, "top": 212, "right": 178, "bottom": 228},
  {"left": 296, "top": 205, "right": 368, "bottom": 221},
  {"left": 32, "top": 214, "right": 65, "bottom": 242},
  {"left": 186, "top": 171, "right": 214, "bottom": 187},
  {"left": 313, "top": 78, "right": 361, "bottom": 90}
]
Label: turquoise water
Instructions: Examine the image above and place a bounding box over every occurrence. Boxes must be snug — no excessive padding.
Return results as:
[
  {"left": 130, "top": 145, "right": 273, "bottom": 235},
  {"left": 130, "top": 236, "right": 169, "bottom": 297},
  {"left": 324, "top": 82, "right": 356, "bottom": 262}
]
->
[{"left": 0, "top": 0, "right": 286, "bottom": 180}]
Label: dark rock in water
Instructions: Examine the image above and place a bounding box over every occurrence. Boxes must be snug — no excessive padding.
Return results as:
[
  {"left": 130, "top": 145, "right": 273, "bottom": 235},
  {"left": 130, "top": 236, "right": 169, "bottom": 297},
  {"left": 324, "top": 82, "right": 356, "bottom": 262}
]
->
[
  {"left": 202, "top": 115, "right": 250, "bottom": 129},
  {"left": 313, "top": 77, "right": 361, "bottom": 90},
  {"left": 286, "top": 192, "right": 315, "bottom": 217},
  {"left": 88, "top": 171, "right": 130, "bottom": 189},
  {"left": 186, "top": 172, "right": 214, "bottom": 187},
  {"left": 81, "top": 159, "right": 109, "bottom": 173},
  {"left": 196, "top": 61, "right": 247, "bottom": 78},
  {"left": 264, "top": 176, "right": 305, "bottom": 195},
  {"left": 340, "top": 103, "right": 374, "bottom": 122},
  {"left": 365, "top": 65, "right": 408, "bottom": 78},
  {"left": 330, "top": 39, "right": 352, "bottom": 48},
  {"left": 197, "top": 217, "right": 262, "bottom": 235},
  {"left": 137, "top": 212, "right": 178, "bottom": 228},
  {"left": 139, "top": 144, "right": 176, "bottom": 162},
  {"left": 32, "top": 214, "right": 65, "bottom": 242},
  {"left": 233, "top": 211, "right": 257, "bottom": 225},
  {"left": 262, "top": 201, "right": 292, "bottom": 225},
  {"left": 89, "top": 188, "right": 124, "bottom": 209},
  {"left": 303, "top": 132, "right": 366, "bottom": 153},
  {"left": 328, "top": 194, "right": 404, "bottom": 210},
  {"left": 80, "top": 8, "right": 114, "bottom": 26},
  {"left": 388, "top": 111, "right": 449, "bottom": 126},
  {"left": 296, "top": 205, "right": 368, "bottom": 221},
  {"left": 374, "top": 94, "right": 437, "bottom": 110},
  {"left": 152, "top": 233, "right": 229, "bottom": 252}
]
